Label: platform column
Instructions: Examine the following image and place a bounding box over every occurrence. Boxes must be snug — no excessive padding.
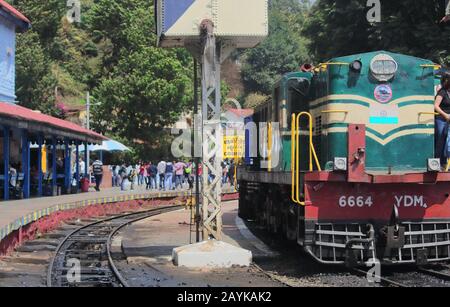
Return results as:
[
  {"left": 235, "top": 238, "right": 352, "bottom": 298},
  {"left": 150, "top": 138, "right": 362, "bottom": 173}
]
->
[
  {"left": 200, "top": 20, "right": 223, "bottom": 240},
  {"left": 75, "top": 141, "right": 80, "bottom": 191},
  {"left": 52, "top": 137, "right": 57, "bottom": 195},
  {"left": 64, "top": 139, "right": 71, "bottom": 193},
  {"left": 37, "top": 134, "right": 43, "bottom": 197},
  {"left": 84, "top": 142, "right": 88, "bottom": 181},
  {"left": 3, "top": 126, "right": 9, "bottom": 200},
  {"left": 21, "top": 130, "right": 30, "bottom": 199}
]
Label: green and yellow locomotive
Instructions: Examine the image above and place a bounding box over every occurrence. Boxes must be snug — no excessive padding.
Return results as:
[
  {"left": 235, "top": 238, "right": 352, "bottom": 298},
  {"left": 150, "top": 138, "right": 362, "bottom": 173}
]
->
[{"left": 238, "top": 51, "right": 450, "bottom": 265}]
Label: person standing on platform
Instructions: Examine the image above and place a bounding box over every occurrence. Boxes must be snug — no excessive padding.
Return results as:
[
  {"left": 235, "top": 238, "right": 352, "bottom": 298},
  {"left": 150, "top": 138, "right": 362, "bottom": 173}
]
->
[
  {"left": 165, "top": 161, "right": 174, "bottom": 191},
  {"left": 147, "top": 162, "right": 158, "bottom": 190},
  {"left": 92, "top": 159, "right": 104, "bottom": 192},
  {"left": 197, "top": 163, "right": 203, "bottom": 187},
  {"left": 221, "top": 160, "right": 229, "bottom": 186},
  {"left": 9, "top": 164, "right": 17, "bottom": 189},
  {"left": 174, "top": 160, "right": 186, "bottom": 190},
  {"left": 157, "top": 159, "right": 166, "bottom": 190},
  {"left": 129, "top": 166, "right": 137, "bottom": 191},
  {"left": 228, "top": 159, "right": 236, "bottom": 187},
  {"left": 138, "top": 163, "right": 145, "bottom": 186},
  {"left": 79, "top": 158, "right": 86, "bottom": 178},
  {"left": 185, "top": 162, "right": 193, "bottom": 189},
  {"left": 111, "top": 165, "right": 119, "bottom": 187},
  {"left": 119, "top": 164, "right": 127, "bottom": 191}
]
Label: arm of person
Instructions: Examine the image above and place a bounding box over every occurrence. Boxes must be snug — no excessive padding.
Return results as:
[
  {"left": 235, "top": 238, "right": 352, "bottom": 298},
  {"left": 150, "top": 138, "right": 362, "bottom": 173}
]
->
[{"left": 435, "top": 95, "right": 450, "bottom": 121}]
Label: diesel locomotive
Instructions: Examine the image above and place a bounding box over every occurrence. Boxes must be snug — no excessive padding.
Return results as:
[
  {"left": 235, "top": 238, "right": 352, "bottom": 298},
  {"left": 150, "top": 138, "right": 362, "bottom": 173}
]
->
[{"left": 238, "top": 51, "right": 450, "bottom": 265}]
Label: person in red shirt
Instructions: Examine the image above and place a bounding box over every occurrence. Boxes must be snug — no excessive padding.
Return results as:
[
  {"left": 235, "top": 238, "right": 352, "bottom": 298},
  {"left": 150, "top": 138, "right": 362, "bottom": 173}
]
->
[{"left": 138, "top": 163, "right": 146, "bottom": 186}]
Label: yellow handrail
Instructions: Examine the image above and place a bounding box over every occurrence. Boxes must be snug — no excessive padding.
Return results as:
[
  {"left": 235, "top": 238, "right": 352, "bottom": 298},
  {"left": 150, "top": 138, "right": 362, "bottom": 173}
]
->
[
  {"left": 291, "top": 112, "right": 322, "bottom": 206},
  {"left": 321, "top": 110, "right": 349, "bottom": 114},
  {"left": 291, "top": 115, "right": 296, "bottom": 204},
  {"left": 420, "top": 64, "right": 441, "bottom": 70},
  {"left": 319, "top": 62, "right": 349, "bottom": 67}
]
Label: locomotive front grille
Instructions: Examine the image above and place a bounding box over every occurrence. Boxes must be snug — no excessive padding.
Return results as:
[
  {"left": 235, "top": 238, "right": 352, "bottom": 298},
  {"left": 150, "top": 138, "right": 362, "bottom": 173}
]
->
[
  {"left": 307, "top": 222, "right": 450, "bottom": 264},
  {"left": 392, "top": 222, "right": 450, "bottom": 263},
  {"left": 309, "top": 223, "right": 375, "bottom": 264}
]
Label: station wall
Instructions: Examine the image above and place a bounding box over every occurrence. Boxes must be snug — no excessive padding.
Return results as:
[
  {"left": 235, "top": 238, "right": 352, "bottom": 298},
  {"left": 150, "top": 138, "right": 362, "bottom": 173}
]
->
[{"left": 0, "top": 15, "right": 16, "bottom": 103}]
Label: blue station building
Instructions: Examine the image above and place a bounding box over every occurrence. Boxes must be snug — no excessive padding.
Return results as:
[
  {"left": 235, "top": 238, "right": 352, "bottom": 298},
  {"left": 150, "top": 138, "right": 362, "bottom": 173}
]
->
[{"left": 0, "top": 1, "right": 105, "bottom": 201}]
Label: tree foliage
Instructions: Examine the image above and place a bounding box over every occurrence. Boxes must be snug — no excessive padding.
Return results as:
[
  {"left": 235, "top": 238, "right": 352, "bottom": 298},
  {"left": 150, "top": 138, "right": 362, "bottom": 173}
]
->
[
  {"left": 304, "top": 0, "right": 450, "bottom": 64},
  {"left": 88, "top": 0, "right": 193, "bottom": 159},
  {"left": 241, "top": 0, "right": 311, "bottom": 95},
  {"left": 15, "top": 31, "right": 57, "bottom": 115},
  {"left": 9, "top": 0, "right": 194, "bottom": 160}
]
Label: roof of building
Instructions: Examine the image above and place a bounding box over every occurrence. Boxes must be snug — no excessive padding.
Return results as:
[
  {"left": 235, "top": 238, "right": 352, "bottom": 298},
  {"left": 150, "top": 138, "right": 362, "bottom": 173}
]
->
[
  {"left": 225, "top": 108, "right": 254, "bottom": 118},
  {"left": 0, "top": 102, "right": 106, "bottom": 143},
  {"left": 0, "top": 0, "right": 31, "bottom": 29}
]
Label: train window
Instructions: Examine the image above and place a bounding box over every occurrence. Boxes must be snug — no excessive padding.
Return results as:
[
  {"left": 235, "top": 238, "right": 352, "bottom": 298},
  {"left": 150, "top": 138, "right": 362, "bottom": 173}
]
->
[
  {"left": 370, "top": 54, "right": 398, "bottom": 82},
  {"left": 273, "top": 87, "right": 280, "bottom": 124},
  {"left": 288, "top": 78, "right": 311, "bottom": 129}
]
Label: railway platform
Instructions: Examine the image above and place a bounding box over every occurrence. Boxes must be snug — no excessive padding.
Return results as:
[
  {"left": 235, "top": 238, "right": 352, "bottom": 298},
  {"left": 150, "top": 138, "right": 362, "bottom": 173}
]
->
[
  {"left": 116, "top": 200, "right": 281, "bottom": 287},
  {"left": 0, "top": 187, "right": 238, "bottom": 256}
]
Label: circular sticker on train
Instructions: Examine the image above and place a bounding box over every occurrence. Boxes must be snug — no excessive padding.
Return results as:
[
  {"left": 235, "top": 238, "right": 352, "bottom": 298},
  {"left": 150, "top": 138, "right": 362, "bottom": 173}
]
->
[{"left": 374, "top": 84, "right": 393, "bottom": 103}]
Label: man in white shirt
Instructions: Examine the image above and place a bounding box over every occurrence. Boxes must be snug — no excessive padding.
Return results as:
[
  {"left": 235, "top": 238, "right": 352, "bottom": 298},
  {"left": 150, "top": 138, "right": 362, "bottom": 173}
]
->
[
  {"left": 79, "top": 158, "right": 86, "bottom": 177},
  {"left": 157, "top": 160, "right": 166, "bottom": 190}
]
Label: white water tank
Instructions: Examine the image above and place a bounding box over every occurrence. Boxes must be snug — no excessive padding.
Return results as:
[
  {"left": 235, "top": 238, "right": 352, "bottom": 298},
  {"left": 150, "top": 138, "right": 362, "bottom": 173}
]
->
[{"left": 155, "top": 0, "right": 268, "bottom": 48}]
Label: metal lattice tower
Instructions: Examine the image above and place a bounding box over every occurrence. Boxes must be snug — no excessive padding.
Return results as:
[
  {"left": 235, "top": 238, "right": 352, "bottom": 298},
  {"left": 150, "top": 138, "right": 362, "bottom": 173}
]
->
[
  {"left": 200, "top": 20, "right": 223, "bottom": 240},
  {"left": 155, "top": 0, "right": 268, "bottom": 242}
]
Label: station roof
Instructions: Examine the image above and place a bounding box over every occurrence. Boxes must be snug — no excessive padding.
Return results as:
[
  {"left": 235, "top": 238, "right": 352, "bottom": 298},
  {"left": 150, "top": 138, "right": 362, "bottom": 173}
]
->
[
  {"left": 0, "top": 0, "right": 31, "bottom": 30},
  {"left": 0, "top": 102, "right": 106, "bottom": 144}
]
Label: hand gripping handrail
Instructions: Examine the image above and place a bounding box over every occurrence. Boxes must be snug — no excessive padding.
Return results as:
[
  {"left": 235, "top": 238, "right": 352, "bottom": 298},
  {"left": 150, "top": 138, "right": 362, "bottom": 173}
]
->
[{"left": 291, "top": 112, "right": 321, "bottom": 205}]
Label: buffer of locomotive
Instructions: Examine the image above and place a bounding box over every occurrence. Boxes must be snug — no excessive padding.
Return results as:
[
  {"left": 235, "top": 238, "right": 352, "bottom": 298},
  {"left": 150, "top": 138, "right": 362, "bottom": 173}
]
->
[{"left": 238, "top": 51, "right": 450, "bottom": 265}]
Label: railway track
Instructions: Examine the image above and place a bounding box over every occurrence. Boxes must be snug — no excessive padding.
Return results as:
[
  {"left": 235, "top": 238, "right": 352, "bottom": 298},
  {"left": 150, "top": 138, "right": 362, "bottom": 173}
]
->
[
  {"left": 47, "top": 205, "right": 182, "bottom": 287},
  {"left": 351, "top": 265, "right": 450, "bottom": 287}
]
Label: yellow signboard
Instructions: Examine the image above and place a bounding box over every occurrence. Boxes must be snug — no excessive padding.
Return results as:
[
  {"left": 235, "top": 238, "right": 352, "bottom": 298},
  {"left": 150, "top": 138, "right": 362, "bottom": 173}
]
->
[{"left": 223, "top": 135, "right": 244, "bottom": 159}]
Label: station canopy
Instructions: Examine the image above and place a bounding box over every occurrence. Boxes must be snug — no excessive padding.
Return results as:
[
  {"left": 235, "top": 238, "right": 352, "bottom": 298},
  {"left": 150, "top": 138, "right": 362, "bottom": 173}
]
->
[
  {"left": 78, "top": 139, "right": 131, "bottom": 153},
  {"left": 0, "top": 102, "right": 106, "bottom": 144}
]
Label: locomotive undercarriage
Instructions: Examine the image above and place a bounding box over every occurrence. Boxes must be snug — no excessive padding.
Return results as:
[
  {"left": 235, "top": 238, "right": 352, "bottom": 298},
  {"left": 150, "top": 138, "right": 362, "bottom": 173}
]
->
[{"left": 239, "top": 180, "right": 450, "bottom": 266}]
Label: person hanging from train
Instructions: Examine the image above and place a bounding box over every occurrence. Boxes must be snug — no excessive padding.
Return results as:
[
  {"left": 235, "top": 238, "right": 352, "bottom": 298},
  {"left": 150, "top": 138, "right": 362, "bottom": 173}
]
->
[{"left": 434, "top": 74, "right": 450, "bottom": 167}]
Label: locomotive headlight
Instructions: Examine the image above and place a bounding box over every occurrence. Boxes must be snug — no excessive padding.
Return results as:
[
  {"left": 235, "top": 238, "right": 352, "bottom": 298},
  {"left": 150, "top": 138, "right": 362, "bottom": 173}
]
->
[
  {"left": 333, "top": 157, "right": 348, "bottom": 171},
  {"left": 428, "top": 158, "right": 441, "bottom": 172},
  {"left": 370, "top": 54, "right": 398, "bottom": 82}
]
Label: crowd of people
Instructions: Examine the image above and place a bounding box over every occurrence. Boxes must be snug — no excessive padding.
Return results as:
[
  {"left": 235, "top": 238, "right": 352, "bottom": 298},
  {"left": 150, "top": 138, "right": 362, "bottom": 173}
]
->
[{"left": 109, "top": 159, "right": 237, "bottom": 192}]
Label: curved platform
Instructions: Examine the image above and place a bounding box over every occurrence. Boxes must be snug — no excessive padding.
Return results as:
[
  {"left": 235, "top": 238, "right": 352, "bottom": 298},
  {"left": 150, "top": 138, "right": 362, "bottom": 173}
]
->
[{"left": 0, "top": 187, "right": 238, "bottom": 255}]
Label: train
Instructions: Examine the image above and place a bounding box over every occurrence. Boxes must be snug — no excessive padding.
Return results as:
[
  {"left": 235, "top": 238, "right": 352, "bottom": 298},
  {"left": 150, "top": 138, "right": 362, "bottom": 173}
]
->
[{"left": 238, "top": 50, "right": 450, "bottom": 266}]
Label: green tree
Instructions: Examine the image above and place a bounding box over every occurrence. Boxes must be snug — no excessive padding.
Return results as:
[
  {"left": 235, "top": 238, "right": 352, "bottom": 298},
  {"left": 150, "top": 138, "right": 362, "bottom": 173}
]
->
[
  {"left": 241, "top": 0, "right": 311, "bottom": 95},
  {"left": 9, "top": 0, "right": 66, "bottom": 49},
  {"left": 85, "top": 0, "right": 159, "bottom": 72},
  {"left": 89, "top": 0, "right": 193, "bottom": 159},
  {"left": 304, "top": 0, "right": 450, "bottom": 64},
  {"left": 15, "top": 31, "right": 57, "bottom": 115}
]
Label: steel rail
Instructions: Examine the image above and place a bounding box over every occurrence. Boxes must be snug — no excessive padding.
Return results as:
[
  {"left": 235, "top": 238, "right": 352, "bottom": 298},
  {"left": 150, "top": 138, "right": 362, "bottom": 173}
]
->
[
  {"left": 351, "top": 268, "right": 407, "bottom": 288},
  {"left": 47, "top": 205, "right": 181, "bottom": 287},
  {"left": 418, "top": 267, "right": 450, "bottom": 282}
]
